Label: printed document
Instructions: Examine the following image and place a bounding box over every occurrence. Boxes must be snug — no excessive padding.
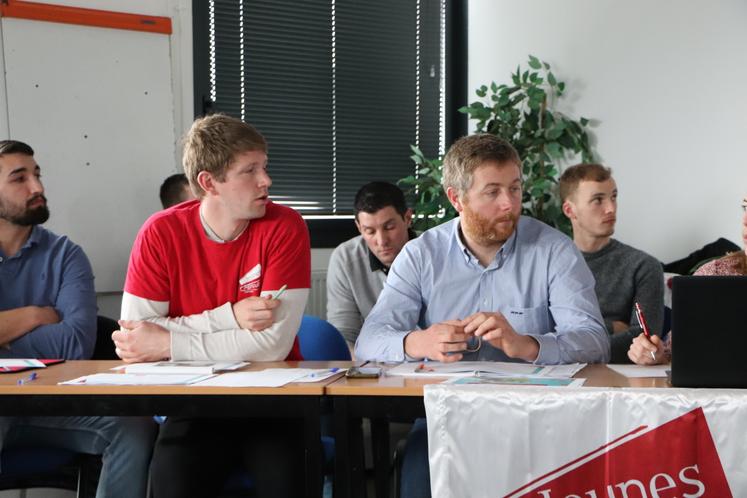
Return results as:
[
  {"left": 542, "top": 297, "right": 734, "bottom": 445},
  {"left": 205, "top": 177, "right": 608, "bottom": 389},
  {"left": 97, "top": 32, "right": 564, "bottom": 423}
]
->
[{"left": 386, "top": 361, "right": 585, "bottom": 378}]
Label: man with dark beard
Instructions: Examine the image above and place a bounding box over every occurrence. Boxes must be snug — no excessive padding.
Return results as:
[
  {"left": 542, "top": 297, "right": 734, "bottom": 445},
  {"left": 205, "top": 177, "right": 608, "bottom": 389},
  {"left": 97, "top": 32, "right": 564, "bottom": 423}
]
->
[
  {"left": 0, "top": 140, "right": 155, "bottom": 498},
  {"left": 355, "top": 134, "right": 609, "bottom": 498}
]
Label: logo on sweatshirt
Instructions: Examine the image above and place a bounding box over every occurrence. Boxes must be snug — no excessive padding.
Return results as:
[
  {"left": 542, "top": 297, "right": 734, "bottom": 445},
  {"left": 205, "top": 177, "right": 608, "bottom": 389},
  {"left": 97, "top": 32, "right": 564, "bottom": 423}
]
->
[{"left": 239, "top": 264, "right": 261, "bottom": 294}]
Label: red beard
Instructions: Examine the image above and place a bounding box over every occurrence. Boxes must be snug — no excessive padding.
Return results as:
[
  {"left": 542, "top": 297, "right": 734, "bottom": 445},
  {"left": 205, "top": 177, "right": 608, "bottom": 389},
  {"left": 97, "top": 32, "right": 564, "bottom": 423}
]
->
[{"left": 461, "top": 204, "right": 517, "bottom": 246}]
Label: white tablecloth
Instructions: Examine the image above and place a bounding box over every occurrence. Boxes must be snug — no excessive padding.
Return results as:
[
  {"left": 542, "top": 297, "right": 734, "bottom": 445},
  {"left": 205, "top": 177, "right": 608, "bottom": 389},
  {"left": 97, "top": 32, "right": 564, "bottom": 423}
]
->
[{"left": 425, "top": 384, "right": 747, "bottom": 498}]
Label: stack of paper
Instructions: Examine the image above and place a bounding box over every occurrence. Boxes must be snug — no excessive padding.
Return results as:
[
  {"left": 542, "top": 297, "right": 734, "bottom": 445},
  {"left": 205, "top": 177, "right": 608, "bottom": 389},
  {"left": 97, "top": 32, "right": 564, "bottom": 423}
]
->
[
  {"left": 445, "top": 376, "right": 585, "bottom": 387},
  {"left": 122, "top": 361, "right": 247, "bottom": 374},
  {"left": 60, "top": 373, "right": 215, "bottom": 386},
  {"left": 193, "top": 368, "right": 345, "bottom": 388},
  {"left": 0, "top": 359, "right": 47, "bottom": 370},
  {"left": 59, "top": 368, "right": 345, "bottom": 388},
  {"left": 386, "top": 361, "right": 585, "bottom": 378},
  {"left": 606, "top": 364, "right": 669, "bottom": 378}
]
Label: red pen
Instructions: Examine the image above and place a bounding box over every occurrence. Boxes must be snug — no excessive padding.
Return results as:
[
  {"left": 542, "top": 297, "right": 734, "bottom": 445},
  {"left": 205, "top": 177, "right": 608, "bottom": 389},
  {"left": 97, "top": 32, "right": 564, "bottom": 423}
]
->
[{"left": 634, "top": 302, "right": 656, "bottom": 361}]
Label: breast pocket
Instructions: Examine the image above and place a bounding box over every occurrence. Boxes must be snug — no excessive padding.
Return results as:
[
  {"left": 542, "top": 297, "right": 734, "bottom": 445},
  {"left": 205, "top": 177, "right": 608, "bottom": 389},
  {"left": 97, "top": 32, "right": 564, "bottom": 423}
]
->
[{"left": 505, "top": 306, "right": 550, "bottom": 335}]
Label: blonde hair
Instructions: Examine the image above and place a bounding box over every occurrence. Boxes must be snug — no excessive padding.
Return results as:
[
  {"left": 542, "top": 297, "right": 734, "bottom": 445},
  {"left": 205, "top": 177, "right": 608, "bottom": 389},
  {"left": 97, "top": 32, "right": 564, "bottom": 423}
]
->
[
  {"left": 442, "top": 134, "right": 520, "bottom": 195},
  {"left": 182, "top": 114, "right": 267, "bottom": 197}
]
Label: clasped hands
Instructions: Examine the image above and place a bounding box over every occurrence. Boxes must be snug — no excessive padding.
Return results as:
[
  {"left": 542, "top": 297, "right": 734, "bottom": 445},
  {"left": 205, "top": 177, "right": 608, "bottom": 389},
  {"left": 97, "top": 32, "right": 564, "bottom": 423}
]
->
[
  {"left": 113, "top": 320, "right": 171, "bottom": 363},
  {"left": 112, "top": 296, "right": 280, "bottom": 363},
  {"left": 404, "top": 311, "right": 539, "bottom": 363}
]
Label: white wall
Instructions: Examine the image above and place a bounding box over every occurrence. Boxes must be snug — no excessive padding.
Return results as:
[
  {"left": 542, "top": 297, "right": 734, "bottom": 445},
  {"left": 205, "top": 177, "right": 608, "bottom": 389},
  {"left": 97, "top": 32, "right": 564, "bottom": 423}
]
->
[
  {"left": 1, "top": 0, "right": 334, "bottom": 316},
  {"left": 468, "top": 0, "right": 747, "bottom": 262}
]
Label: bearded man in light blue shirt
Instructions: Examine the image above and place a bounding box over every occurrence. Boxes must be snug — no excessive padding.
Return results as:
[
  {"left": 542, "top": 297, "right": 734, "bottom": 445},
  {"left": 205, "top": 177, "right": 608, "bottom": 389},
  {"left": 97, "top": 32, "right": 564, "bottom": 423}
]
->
[{"left": 355, "top": 134, "right": 609, "bottom": 498}]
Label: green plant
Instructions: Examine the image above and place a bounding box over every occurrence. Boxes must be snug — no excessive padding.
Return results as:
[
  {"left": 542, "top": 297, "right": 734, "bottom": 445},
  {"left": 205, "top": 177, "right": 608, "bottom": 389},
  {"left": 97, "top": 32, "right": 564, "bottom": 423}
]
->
[
  {"left": 399, "top": 147, "right": 456, "bottom": 232},
  {"left": 399, "top": 55, "right": 597, "bottom": 235}
]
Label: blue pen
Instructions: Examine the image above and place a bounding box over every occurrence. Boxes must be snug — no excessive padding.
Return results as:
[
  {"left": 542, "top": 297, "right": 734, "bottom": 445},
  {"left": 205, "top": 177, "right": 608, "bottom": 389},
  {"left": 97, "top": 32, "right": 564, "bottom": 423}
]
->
[
  {"left": 309, "top": 368, "right": 340, "bottom": 378},
  {"left": 17, "top": 372, "right": 38, "bottom": 385}
]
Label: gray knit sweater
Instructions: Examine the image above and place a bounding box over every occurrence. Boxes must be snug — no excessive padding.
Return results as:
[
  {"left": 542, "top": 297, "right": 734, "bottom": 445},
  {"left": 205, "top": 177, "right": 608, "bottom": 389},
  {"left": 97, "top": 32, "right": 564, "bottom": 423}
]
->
[{"left": 582, "top": 239, "right": 664, "bottom": 363}]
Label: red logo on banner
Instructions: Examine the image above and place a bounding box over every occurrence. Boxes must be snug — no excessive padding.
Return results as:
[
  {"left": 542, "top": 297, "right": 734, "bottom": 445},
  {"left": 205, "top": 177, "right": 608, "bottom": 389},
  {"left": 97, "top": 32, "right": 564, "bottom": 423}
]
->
[{"left": 506, "top": 407, "right": 732, "bottom": 498}]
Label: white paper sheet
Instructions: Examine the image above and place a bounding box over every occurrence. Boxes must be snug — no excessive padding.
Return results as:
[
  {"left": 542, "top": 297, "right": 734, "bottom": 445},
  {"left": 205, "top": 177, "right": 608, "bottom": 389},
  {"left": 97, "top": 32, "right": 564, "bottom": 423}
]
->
[
  {"left": 121, "top": 361, "right": 247, "bottom": 374},
  {"left": 192, "top": 369, "right": 316, "bottom": 388},
  {"left": 60, "top": 373, "right": 215, "bottom": 385},
  {"left": 606, "top": 364, "right": 670, "bottom": 378},
  {"left": 0, "top": 359, "right": 46, "bottom": 369}
]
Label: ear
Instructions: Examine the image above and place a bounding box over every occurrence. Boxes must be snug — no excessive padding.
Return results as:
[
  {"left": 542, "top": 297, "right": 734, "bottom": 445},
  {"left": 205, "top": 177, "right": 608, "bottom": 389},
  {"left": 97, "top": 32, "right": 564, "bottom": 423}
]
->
[
  {"left": 446, "top": 186, "right": 465, "bottom": 213},
  {"left": 354, "top": 217, "right": 364, "bottom": 235},
  {"left": 196, "top": 171, "right": 218, "bottom": 196},
  {"left": 561, "top": 199, "right": 575, "bottom": 220},
  {"left": 403, "top": 208, "right": 413, "bottom": 227}
]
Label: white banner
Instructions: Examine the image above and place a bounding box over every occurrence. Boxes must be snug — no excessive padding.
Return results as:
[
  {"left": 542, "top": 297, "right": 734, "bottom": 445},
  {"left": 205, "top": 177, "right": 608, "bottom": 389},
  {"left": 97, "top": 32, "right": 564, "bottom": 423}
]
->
[{"left": 424, "top": 385, "right": 747, "bottom": 498}]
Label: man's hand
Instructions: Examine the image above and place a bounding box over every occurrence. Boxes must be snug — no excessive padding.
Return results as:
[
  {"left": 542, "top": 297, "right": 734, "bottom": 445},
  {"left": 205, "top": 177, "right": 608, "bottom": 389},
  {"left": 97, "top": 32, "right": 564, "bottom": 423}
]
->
[
  {"left": 0, "top": 306, "right": 61, "bottom": 345},
  {"left": 404, "top": 321, "right": 469, "bottom": 362},
  {"left": 627, "top": 333, "right": 667, "bottom": 365},
  {"left": 232, "top": 296, "right": 280, "bottom": 331},
  {"left": 113, "top": 320, "right": 171, "bottom": 363},
  {"left": 611, "top": 320, "right": 629, "bottom": 333},
  {"left": 462, "top": 312, "right": 539, "bottom": 362}
]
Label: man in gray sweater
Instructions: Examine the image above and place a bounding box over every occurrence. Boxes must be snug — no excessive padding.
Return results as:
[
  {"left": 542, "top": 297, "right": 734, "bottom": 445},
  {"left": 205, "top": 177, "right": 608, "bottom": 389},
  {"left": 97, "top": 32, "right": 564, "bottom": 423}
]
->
[
  {"left": 326, "top": 181, "right": 414, "bottom": 349},
  {"left": 560, "top": 164, "right": 665, "bottom": 364}
]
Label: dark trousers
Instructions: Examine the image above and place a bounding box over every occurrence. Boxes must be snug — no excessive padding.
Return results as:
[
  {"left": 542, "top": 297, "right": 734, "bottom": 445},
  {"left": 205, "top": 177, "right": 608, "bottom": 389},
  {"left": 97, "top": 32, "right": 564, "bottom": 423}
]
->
[
  {"left": 400, "top": 418, "right": 431, "bottom": 498},
  {"left": 150, "top": 416, "right": 305, "bottom": 498}
]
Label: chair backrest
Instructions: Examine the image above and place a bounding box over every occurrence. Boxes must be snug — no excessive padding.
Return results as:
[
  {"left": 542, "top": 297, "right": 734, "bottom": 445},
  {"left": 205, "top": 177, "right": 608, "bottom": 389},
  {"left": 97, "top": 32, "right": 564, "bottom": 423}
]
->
[
  {"left": 93, "top": 315, "right": 120, "bottom": 360},
  {"left": 0, "top": 447, "right": 99, "bottom": 497},
  {"left": 296, "top": 315, "right": 351, "bottom": 361}
]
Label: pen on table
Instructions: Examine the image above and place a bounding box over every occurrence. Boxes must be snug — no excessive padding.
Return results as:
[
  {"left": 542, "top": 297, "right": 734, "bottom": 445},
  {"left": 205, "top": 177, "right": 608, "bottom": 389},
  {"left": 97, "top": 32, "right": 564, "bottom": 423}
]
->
[
  {"left": 414, "top": 362, "right": 434, "bottom": 373},
  {"left": 634, "top": 302, "right": 656, "bottom": 361},
  {"left": 273, "top": 284, "right": 288, "bottom": 300},
  {"left": 309, "top": 367, "right": 340, "bottom": 378},
  {"left": 17, "top": 372, "right": 38, "bottom": 385}
]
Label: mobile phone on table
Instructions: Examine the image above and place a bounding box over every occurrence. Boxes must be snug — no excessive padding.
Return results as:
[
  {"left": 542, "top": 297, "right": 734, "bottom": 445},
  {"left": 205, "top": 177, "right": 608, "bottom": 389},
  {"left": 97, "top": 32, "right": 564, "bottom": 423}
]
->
[{"left": 346, "top": 366, "right": 382, "bottom": 378}]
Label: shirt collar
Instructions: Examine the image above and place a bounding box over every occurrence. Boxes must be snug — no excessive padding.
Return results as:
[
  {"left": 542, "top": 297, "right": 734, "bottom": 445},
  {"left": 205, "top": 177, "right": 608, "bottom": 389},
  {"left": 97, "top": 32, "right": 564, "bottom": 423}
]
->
[
  {"left": 367, "top": 228, "right": 417, "bottom": 274},
  {"left": 451, "top": 216, "right": 520, "bottom": 268},
  {"left": 26, "top": 225, "right": 43, "bottom": 247},
  {"left": 3, "top": 225, "right": 43, "bottom": 260},
  {"left": 199, "top": 203, "right": 249, "bottom": 243}
]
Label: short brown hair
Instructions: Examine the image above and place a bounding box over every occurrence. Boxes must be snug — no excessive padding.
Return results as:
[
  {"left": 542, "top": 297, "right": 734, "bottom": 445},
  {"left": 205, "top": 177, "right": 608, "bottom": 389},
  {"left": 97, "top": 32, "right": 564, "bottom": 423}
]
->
[
  {"left": 559, "top": 163, "right": 612, "bottom": 202},
  {"left": 182, "top": 114, "right": 267, "bottom": 197},
  {"left": 442, "top": 134, "right": 521, "bottom": 195},
  {"left": 0, "top": 140, "right": 34, "bottom": 157}
]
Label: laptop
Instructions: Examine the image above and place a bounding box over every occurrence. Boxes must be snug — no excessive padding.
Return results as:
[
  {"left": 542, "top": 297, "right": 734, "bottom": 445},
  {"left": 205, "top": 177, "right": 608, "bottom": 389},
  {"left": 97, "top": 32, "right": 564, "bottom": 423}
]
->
[{"left": 671, "top": 275, "right": 747, "bottom": 388}]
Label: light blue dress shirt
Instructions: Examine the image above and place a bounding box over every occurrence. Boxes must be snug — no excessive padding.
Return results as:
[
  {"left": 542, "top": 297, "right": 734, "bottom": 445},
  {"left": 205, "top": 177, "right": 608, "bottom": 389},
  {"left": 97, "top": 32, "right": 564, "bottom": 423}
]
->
[
  {"left": 355, "top": 216, "right": 610, "bottom": 364},
  {"left": 0, "top": 226, "right": 96, "bottom": 359}
]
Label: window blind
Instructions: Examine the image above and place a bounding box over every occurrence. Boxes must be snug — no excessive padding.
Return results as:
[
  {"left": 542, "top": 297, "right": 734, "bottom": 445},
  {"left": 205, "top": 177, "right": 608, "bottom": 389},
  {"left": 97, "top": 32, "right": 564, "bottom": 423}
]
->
[{"left": 201, "top": 0, "right": 444, "bottom": 215}]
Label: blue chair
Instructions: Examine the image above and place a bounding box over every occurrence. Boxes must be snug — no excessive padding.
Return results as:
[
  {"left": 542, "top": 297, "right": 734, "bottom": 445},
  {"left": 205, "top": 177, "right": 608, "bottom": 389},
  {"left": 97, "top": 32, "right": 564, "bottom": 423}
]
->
[
  {"left": 297, "top": 315, "right": 352, "bottom": 361},
  {"left": 0, "top": 316, "right": 118, "bottom": 498}
]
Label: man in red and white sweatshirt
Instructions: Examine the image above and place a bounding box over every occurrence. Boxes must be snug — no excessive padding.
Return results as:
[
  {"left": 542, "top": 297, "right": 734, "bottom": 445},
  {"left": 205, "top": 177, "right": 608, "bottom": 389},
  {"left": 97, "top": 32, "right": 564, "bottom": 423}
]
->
[{"left": 115, "top": 113, "right": 310, "bottom": 498}]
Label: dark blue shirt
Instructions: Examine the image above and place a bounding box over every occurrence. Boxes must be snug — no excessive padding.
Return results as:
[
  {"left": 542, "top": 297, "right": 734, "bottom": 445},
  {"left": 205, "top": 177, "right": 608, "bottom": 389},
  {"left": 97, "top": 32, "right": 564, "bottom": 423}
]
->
[{"left": 0, "top": 226, "right": 96, "bottom": 359}]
